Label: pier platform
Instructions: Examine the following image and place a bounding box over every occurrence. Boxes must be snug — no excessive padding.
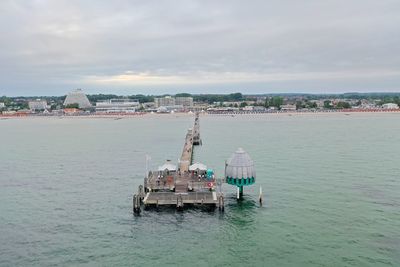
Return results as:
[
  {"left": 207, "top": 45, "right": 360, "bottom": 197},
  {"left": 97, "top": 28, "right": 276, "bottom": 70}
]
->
[{"left": 134, "top": 113, "right": 224, "bottom": 213}]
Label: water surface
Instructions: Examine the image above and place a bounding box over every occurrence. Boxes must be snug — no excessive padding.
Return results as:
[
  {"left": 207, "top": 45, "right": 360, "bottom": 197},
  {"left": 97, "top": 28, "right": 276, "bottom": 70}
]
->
[{"left": 0, "top": 114, "right": 399, "bottom": 266}]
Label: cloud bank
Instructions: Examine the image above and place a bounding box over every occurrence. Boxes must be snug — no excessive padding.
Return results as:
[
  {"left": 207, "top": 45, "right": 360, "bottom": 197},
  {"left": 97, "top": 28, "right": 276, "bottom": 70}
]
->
[{"left": 1, "top": 0, "right": 400, "bottom": 95}]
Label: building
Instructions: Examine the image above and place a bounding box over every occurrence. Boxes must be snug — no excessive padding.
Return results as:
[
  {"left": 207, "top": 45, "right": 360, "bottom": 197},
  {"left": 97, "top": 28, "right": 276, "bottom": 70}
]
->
[
  {"left": 242, "top": 106, "right": 254, "bottom": 111},
  {"left": 193, "top": 103, "right": 209, "bottom": 111},
  {"left": 28, "top": 99, "right": 48, "bottom": 111},
  {"left": 95, "top": 99, "right": 140, "bottom": 113},
  {"left": 382, "top": 103, "right": 399, "bottom": 109},
  {"left": 64, "top": 89, "right": 92, "bottom": 109},
  {"left": 154, "top": 96, "right": 175, "bottom": 107},
  {"left": 280, "top": 104, "right": 297, "bottom": 111},
  {"left": 253, "top": 106, "right": 266, "bottom": 111},
  {"left": 0, "top": 102, "right": 5, "bottom": 109},
  {"left": 63, "top": 108, "right": 80, "bottom": 115},
  {"left": 142, "top": 102, "right": 156, "bottom": 109},
  {"left": 156, "top": 105, "right": 184, "bottom": 113},
  {"left": 175, "top": 97, "right": 193, "bottom": 107}
]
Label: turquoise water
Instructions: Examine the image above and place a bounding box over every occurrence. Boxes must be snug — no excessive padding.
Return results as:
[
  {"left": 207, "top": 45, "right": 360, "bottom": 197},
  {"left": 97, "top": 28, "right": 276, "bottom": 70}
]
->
[{"left": 0, "top": 114, "right": 399, "bottom": 266}]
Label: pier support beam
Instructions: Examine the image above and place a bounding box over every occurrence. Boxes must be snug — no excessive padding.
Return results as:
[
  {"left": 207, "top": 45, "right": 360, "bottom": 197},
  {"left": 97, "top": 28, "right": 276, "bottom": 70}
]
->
[
  {"left": 138, "top": 185, "right": 144, "bottom": 202},
  {"left": 176, "top": 194, "right": 184, "bottom": 211},
  {"left": 218, "top": 194, "right": 224, "bottom": 212},
  {"left": 133, "top": 194, "right": 141, "bottom": 214},
  {"left": 237, "top": 186, "right": 243, "bottom": 200}
]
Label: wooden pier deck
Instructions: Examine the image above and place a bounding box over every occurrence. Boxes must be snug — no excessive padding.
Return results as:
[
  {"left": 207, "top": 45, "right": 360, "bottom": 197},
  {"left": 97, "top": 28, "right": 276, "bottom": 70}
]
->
[
  {"left": 179, "top": 129, "right": 194, "bottom": 172},
  {"left": 143, "top": 191, "right": 217, "bottom": 206},
  {"left": 193, "top": 112, "right": 201, "bottom": 145}
]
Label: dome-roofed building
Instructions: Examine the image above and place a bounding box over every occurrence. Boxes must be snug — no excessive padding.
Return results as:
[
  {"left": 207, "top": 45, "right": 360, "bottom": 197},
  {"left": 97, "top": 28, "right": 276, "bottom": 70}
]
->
[
  {"left": 225, "top": 148, "right": 256, "bottom": 198},
  {"left": 64, "top": 89, "right": 92, "bottom": 109}
]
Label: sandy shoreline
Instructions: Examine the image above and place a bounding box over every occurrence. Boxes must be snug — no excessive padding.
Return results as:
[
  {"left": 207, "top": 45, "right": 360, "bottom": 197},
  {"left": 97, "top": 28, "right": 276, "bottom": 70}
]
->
[{"left": 1, "top": 110, "right": 400, "bottom": 120}]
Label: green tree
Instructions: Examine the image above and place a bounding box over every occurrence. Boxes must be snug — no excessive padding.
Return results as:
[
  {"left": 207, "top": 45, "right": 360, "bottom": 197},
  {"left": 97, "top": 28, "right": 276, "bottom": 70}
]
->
[
  {"left": 175, "top": 93, "right": 192, "bottom": 97},
  {"left": 229, "top": 93, "right": 243, "bottom": 101},
  {"left": 336, "top": 101, "right": 351, "bottom": 109},
  {"left": 306, "top": 102, "right": 317, "bottom": 109},
  {"left": 324, "top": 100, "right": 332, "bottom": 109},
  {"left": 269, "top": 97, "right": 283, "bottom": 109},
  {"left": 295, "top": 101, "right": 304, "bottom": 110},
  {"left": 65, "top": 103, "right": 79, "bottom": 109},
  {"left": 264, "top": 97, "right": 270, "bottom": 108}
]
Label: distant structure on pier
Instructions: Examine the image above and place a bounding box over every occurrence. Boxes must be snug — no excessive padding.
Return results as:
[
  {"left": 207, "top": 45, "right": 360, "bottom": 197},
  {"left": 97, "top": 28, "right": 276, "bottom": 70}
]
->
[{"left": 64, "top": 89, "right": 92, "bottom": 109}]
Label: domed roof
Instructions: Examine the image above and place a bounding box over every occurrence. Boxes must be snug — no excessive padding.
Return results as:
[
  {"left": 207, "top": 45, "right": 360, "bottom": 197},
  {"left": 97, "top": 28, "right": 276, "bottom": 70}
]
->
[{"left": 226, "top": 148, "right": 256, "bottom": 179}]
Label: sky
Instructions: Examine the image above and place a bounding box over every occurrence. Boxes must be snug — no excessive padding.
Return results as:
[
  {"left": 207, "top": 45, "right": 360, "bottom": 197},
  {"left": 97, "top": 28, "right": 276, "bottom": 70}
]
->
[{"left": 1, "top": 0, "right": 400, "bottom": 96}]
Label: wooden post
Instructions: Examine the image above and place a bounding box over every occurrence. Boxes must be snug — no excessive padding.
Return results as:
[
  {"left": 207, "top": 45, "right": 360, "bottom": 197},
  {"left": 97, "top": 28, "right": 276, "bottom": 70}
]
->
[
  {"left": 237, "top": 186, "right": 243, "bottom": 200},
  {"left": 133, "top": 194, "right": 141, "bottom": 214}
]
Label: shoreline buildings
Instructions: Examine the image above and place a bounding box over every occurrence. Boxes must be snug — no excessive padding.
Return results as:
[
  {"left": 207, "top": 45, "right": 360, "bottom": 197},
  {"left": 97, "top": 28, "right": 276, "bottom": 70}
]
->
[
  {"left": 95, "top": 99, "right": 140, "bottom": 113},
  {"left": 155, "top": 96, "right": 193, "bottom": 108},
  {"left": 175, "top": 97, "right": 194, "bottom": 107},
  {"left": 64, "top": 89, "right": 92, "bottom": 109},
  {"left": 382, "top": 103, "right": 399, "bottom": 109},
  {"left": 154, "top": 96, "right": 175, "bottom": 107},
  {"left": 28, "top": 99, "right": 48, "bottom": 111},
  {"left": 154, "top": 96, "right": 193, "bottom": 113}
]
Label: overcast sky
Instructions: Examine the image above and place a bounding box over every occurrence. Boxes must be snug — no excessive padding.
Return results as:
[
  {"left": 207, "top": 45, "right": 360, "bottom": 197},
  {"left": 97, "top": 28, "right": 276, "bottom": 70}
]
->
[{"left": 1, "top": 0, "right": 400, "bottom": 96}]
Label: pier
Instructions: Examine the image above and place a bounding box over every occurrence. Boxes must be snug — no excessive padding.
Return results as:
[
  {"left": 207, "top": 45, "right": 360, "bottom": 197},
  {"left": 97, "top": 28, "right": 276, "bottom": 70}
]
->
[{"left": 134, "top": 113, "right": 223, "bottom": 213}]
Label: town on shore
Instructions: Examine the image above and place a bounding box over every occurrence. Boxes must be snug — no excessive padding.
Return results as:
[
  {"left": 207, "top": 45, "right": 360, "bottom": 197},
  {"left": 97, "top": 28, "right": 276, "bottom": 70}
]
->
[{"left": 1, "top": 89, "right": 400, "bottom": 117}]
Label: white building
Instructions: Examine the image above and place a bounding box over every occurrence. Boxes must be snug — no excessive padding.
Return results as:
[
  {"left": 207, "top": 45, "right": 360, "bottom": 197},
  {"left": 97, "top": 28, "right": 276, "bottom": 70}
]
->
[
  {"left": 242, "top": 106, "right": 254, "bottom": 111},
  {"left": 28, "top": 100, "right": 48, "bottom": 111},
  {"left": 157, "top": 105, "right": 184, "bottom": 113},
  {"left": 175, "top": 97, "right": 193, "bottom": 107},
  {"left": 64, "top": 89, "right": 92, "bottom": 109},
  {"left": 382, "top": 103, "right": 399, "bottom": 109},
  {"left": 155, "top": 96, "right": 175, "bottom": 107},
  {"left": 96, "top": 99, "right": 140, "bottom": 113},
  {"left": 280, "top": 104, "right": 296, "bottom": 111},
  {"left": 0, "top": 102, "right": 5, "bottom": 109}
]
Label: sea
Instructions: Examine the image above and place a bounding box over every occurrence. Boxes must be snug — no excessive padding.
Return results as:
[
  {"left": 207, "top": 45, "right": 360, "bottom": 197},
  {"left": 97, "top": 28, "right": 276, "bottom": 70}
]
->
[{"left": 0, "top": 113, "right": 399, "bottom": 267}]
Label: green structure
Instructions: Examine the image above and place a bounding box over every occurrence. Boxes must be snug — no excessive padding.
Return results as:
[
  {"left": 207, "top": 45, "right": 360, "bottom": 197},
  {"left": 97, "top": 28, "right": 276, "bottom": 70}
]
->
[{"left": 225, "top": 148, "right": 256, "bottom": 199}]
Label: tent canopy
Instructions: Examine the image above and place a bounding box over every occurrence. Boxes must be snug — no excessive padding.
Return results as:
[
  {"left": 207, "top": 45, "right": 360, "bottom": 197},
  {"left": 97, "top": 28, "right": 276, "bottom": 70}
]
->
[
  {"left": 189, "top": 162, "right": 207, "bottom": 171},
  {"left": 158, "top": 161, "right": 177, "bottom": 171}
]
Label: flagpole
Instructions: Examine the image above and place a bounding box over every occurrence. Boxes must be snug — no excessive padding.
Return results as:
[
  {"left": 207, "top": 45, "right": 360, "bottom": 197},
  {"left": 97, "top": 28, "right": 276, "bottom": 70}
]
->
[{"left": 145, "top": 154, "right": 150, "bottom": 178}]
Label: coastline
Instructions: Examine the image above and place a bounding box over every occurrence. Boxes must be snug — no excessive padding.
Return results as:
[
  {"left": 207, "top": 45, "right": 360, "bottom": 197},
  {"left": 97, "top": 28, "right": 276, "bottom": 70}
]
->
[{"left": 1, "top": 110, "right": 400, "bottom": 120}]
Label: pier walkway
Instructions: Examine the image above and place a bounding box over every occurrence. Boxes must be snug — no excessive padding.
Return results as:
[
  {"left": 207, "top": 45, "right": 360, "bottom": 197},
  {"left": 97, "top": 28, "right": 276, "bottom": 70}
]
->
[{"left": 179, "top": 129, "right": 194, "bottom": 172}]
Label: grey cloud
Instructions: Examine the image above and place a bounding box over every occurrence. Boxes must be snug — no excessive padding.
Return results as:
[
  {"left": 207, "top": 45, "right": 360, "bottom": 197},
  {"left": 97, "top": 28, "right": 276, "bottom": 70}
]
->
[{"left": 0, "top": 0, "right": 400, "bottom": 95}]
